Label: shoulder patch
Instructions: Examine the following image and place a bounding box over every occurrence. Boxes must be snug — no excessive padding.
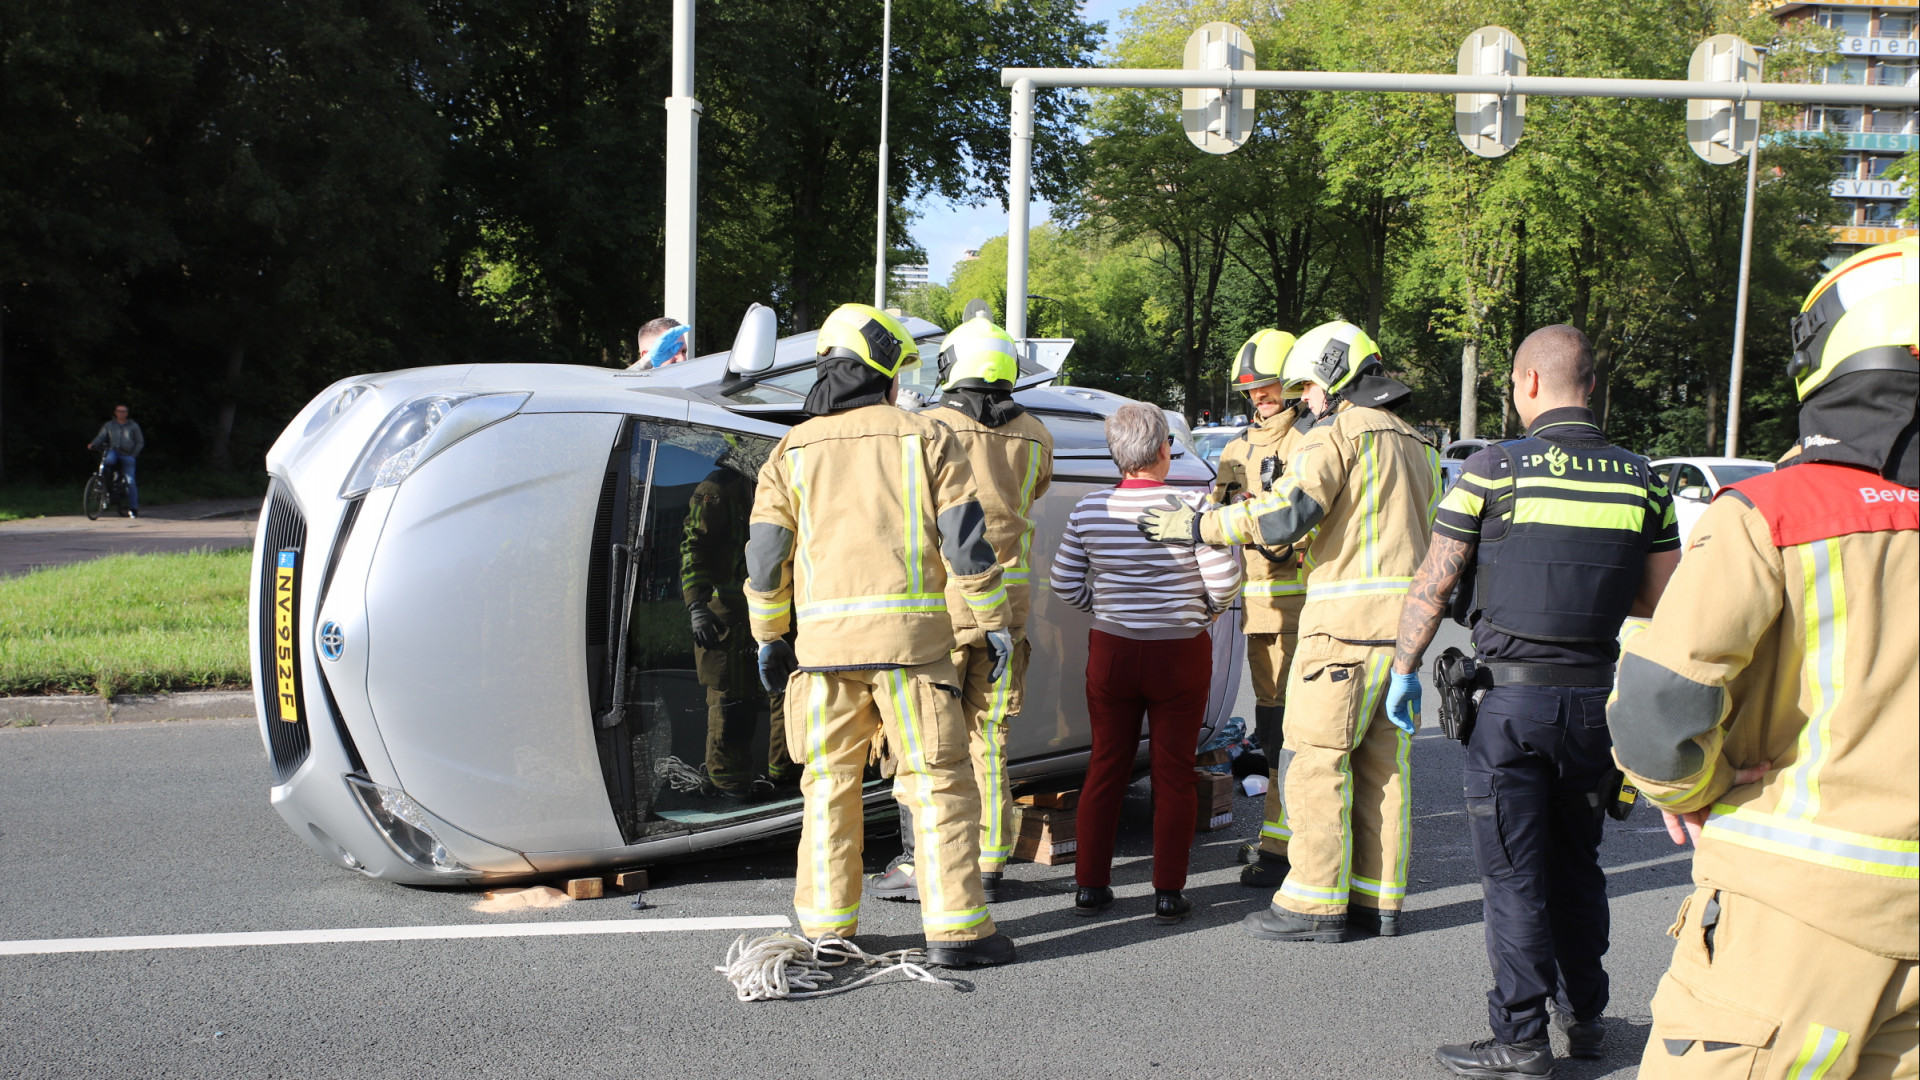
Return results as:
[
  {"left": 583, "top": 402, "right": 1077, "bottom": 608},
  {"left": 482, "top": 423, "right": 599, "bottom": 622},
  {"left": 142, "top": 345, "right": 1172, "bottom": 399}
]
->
[{"left": 1726, "top": 461, "right": 1917, "bottom": 547}]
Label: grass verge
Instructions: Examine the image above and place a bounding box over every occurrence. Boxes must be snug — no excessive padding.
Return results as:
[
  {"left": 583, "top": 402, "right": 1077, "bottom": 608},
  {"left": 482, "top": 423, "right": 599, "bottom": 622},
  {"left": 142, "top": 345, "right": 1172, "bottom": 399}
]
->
[
  {"left": 0, "top": 469, "right": 268, "bottom": 522},
  {"left": 0, "top": 548, "right": 250, "bottom": 697}
]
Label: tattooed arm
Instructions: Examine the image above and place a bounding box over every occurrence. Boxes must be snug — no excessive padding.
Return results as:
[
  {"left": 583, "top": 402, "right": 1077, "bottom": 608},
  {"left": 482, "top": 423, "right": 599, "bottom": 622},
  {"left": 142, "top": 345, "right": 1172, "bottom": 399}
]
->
[{"left": 1392, "top": 533, "right": 1475, "bottom": 675}]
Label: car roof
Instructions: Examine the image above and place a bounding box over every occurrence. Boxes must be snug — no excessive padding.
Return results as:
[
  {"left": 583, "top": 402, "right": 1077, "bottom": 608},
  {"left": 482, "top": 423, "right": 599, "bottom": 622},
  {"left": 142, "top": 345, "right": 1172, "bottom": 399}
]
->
[{"left": 1648, "top": 457, "right": 1775, "bottom": 468}]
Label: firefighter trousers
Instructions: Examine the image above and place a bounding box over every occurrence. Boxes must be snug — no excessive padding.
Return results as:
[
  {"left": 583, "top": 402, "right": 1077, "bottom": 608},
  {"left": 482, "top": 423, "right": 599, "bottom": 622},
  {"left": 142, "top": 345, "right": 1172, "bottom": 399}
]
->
[
  {"left": 1274, "top": 634, "right": 1410, "bottom": 917},
  {"left": 1640, "top": 886, "right": 1918, "bottom": 1079},
  {"left": 1247, "top": 632, "right": 1297, "bottom": 859},
  {"left": 786, "top": 659, "right": 995, "bottom": 942},
  {"left": 898, "top": 636, "right": 1030, "bottom": 872},
  {"left": 1466, "top": 685, "right": 1614, "bottom": 1044}
]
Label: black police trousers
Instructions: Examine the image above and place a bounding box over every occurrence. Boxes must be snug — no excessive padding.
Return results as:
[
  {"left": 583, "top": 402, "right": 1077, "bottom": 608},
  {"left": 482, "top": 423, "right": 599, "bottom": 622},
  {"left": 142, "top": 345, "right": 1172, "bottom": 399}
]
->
[{"left": 1463, "top": 685, "right": 1613, "bottom": 1044}]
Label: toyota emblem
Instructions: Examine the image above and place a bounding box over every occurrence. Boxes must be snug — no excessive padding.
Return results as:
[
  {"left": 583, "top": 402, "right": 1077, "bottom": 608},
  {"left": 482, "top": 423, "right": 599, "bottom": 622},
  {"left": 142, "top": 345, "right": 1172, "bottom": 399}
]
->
[{"left": 319, "top": 620, "right": 346, "bottom": 661}]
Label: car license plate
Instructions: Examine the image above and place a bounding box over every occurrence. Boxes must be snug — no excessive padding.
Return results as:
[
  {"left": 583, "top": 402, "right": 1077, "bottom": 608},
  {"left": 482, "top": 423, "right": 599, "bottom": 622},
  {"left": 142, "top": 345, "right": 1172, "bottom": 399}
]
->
[{"left": 273, "top": 550, "right": 302, "bottom": 725}]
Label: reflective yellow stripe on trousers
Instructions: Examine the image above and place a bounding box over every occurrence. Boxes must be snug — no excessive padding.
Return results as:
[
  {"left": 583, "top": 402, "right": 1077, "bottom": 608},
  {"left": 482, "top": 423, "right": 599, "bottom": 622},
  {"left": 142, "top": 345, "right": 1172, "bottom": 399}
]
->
[
  {"left": 795, "top": 674, "right": 855, "bottom": 931},
  {"left": 1786, "top": 1024, "right": 1850, "bottom": 1080}
]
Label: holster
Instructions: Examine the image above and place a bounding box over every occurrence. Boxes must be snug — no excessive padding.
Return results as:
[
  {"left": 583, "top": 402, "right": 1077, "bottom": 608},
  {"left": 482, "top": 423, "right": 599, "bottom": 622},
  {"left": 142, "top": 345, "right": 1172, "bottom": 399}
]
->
[{"left": 1432, "top": 647, "right": 1484, "bottom": 743}]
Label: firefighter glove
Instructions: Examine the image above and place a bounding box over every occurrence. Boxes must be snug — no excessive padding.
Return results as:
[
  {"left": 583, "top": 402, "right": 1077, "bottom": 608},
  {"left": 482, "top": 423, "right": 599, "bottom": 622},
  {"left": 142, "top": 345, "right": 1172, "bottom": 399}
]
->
[
  {"left": 1258, "top": 454, "right": 1282, "bottom": 491},
  {"left": 1138, "top": 497, "right": 1202, "bottom": 547},
  {"left": 985, "top": 629, "right": 1013, "bottom": 684},
  {"left": 757, "top": 639, "right": 797, "bottom": 692},
  {"left": 687, "top": 602, "right": 726, "bottom": 649},
  {"left": 1386, "top": 671, "right": 1422, "bottom": 734}
]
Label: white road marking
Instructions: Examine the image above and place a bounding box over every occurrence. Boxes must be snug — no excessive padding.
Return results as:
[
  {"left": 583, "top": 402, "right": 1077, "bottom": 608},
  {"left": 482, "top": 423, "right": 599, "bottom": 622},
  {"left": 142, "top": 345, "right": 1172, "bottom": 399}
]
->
[{"left": 0, "top": 915, "right": 791, "bottom": 957}]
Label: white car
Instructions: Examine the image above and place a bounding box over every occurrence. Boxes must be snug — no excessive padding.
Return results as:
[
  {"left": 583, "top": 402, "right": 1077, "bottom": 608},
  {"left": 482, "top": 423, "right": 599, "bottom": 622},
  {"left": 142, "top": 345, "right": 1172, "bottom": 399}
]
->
[
  {"left": 250, "top": 310, "right": 1241, "bottom": 886},
  {"left": 1650, "top": 456, "right": 1777, "bottom": 547}
]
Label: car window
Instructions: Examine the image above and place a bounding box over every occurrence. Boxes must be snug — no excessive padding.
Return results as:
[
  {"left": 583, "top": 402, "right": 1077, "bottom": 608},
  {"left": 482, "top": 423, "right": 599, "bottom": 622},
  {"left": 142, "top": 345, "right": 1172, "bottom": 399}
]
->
[
  {"left": 593, "top": 419, "right": 809, "bottom": 841},
  {"left": 1673, "top": 465, "right": 1711, "bottom": 496},
  {"left": 1708, "top": 464, "right": 1774, "bottom": 487}
]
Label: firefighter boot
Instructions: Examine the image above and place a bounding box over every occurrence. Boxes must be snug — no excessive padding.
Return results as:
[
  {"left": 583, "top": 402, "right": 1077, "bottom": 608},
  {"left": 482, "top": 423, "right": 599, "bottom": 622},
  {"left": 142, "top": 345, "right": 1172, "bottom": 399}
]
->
[
  {"left": 1242, "top": 903, "right": 1346, "bottom": 943},
  {"left": 1433, "top": 1038, "right": 1554, "bottom": 1079},
  {"left": 1240, "top": 850, "right": 1290, "bottom": 888},
  {"left": 924, "top": 931, "right": 1017, "bottom": 968},
  {"left": 1347, "top": 904, "right": 1400, "bottom": 937},
  {"left": 979, "top": 871, "right": 1004, "bottom": 904}
]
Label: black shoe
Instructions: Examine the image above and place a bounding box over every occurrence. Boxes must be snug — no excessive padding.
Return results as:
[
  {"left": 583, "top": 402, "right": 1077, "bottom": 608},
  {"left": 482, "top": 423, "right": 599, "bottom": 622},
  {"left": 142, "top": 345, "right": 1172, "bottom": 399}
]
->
[
  {"left": 868, "top": 854, "right": 918, "bottom": 902},
  {"left": 1241, "top": 903, "right": 1346, "bottom": 943},
  {"left": 1552, "top": 1013, "right": 1604, "bottom": 1060},
  {"left": 1347, "top": 905, "right": 1401, "bottom": 937},
  {"left": 1239, "top": 850, "right": 1289, "bottom": 888},
  {"left": 924, "top": 931, "right": 1016, "bottom": 968},
  {"left": 980, "top": 871, "right": 1004, "bottom": 904},
  {"left": 1434, "top": 1038, "right": 1554, "bottom": 1079},
  {"left": 1236, "top": 840, "right": 1261, "bottom": 864},
  {"left": 1073, "top": 886, "right": 1114, "bottom": 916},
  {"left": 1153, "top": 889, "right": 1191, "bottom": 925}
]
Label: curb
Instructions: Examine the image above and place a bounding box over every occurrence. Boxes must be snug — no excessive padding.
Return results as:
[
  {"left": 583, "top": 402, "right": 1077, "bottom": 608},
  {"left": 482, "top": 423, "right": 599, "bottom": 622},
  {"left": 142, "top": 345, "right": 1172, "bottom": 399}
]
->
[{"left": 0, "top": 690, "right": 255, "bottom": 727}]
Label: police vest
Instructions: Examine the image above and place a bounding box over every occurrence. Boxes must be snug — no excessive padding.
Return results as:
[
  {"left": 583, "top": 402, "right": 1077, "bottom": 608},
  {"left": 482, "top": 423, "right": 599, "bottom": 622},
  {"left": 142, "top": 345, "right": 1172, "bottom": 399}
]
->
[{"left": 1470, "top": 437, "right": 1655, "bottom": 644}]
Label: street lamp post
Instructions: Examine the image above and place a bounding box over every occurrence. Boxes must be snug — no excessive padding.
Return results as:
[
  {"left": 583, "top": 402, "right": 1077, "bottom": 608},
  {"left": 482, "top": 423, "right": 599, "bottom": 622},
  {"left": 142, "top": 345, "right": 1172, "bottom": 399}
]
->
[{"left": 872, "top": 0, "right": 893, "bottom": 309}]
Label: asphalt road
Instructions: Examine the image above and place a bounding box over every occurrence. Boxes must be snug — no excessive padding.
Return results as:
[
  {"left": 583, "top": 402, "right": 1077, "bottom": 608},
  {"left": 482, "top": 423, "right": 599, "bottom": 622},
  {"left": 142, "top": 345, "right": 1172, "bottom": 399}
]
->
[
  {"left": 0, "top": 629, "right": 1695, "bottom": 1080},
  {"left": 0, "top": 498, "right": 258, "bottom": 576}
]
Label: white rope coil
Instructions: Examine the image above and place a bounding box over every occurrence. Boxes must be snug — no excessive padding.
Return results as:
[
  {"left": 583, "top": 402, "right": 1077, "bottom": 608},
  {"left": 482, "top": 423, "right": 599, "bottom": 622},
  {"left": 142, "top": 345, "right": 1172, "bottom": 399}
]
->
[
  {"left": 716, "top": 931, "right": 962, "bottom": 1001},
  {"left": 654, "top": 755, "right": 707, "bottom": 793}
]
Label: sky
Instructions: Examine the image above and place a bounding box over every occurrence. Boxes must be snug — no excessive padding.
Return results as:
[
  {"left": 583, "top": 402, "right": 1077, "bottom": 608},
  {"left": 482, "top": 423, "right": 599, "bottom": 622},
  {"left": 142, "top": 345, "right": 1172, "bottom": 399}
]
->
[{"left": 907, "top": 0, "right": 1133, "bottom": 284}]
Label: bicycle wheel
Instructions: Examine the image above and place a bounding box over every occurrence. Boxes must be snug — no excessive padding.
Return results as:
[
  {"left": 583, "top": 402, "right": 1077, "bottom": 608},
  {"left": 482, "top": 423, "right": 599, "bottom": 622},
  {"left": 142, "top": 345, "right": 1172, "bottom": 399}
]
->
[{"left": 84, "top": 475, "right": 109, "bottom": 520}]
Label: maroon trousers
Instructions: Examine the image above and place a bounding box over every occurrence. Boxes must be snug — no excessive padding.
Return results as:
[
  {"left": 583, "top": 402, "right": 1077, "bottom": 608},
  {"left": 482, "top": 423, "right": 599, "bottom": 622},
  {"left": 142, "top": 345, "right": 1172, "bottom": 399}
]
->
[{"left": 1076, "top": 627, "right": 1212, "bottom": 891}]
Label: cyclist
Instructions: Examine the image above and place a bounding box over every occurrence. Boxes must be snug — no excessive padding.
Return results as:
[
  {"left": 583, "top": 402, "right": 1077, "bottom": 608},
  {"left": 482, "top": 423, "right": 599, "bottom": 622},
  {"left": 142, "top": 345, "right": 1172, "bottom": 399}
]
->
[{"left": 87, "top": 404, "right": 144, "bottom": 518}]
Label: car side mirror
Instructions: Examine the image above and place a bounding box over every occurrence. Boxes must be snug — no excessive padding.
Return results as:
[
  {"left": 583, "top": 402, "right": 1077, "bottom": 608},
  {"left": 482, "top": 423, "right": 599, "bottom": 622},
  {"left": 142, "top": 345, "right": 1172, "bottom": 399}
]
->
[
  {"left": 727, "top": 303, "right": 778, "bottom": 376},
  {"left": 1677, "top": 485, "right": 1711, "bottom": 502}
]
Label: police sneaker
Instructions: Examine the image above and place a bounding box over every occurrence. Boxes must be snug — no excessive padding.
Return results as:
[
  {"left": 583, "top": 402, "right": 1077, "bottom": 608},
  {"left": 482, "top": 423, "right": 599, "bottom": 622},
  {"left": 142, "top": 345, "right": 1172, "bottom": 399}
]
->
[
  {"left": 1433, "top": 1038, "right": 1555, "bottom": 1079},
  {"left": 1073, "top": 886, "right": 1114, "bottom": 916},
  {"left": 868, "top": 855, "right": 918, "bottom": 902},
  {"left": 1241, "top": 903, "right": 1346, "bottom": 943},
  {"left": 980, "top": 871, "right": 1004, "bottom": 904},
  {"left": 1239, "top": 850, "right": 1290, "bottom": 888},
  {"left": 924, "top": 932, "right": 1017, "bottom": 968},
  {"left": 1347, "top": 905, "right": 1401, "bottom": 937},
  {"left": 1552, "top": 1012, "right": 1604, "bottom": 1059},
  {"left": 1153, "top": 889, "right": 1191, "bottom": 925}
]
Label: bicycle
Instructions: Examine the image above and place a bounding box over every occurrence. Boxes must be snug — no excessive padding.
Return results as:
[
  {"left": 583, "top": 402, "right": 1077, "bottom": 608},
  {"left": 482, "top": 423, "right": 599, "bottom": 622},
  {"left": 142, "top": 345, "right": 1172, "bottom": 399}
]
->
[{"left": 83, "top": 448, "right": 132, "bottom": 520}]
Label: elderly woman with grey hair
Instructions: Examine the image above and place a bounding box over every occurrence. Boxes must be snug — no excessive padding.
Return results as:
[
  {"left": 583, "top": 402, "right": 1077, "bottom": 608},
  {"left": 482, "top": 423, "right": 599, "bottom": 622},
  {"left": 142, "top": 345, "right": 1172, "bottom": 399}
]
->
[{"left": 1048, "top": 402, "right": 1241, "bottom": 923}]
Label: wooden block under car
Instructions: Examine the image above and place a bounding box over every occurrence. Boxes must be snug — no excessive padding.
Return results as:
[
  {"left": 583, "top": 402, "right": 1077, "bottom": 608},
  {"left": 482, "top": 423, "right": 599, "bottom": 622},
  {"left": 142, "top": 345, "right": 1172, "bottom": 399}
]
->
[
  {"left": 1015, "top": 788, "right": 1080, "bottom": 811},
  {"left": 565, "top": 877, "right": 605, "bottom": 900},
  {"left": 1012, "top": 829, "right": 1078, "bottom": 865},
  {"left": 1012, "top": 803, "right": 1078, "bottom": 840},
  {"left": 1195, "top": 747, "right": 1232, "bottom": 768},
  {"left": 611, "top": 869, "right": 649, "bottom": 893}
]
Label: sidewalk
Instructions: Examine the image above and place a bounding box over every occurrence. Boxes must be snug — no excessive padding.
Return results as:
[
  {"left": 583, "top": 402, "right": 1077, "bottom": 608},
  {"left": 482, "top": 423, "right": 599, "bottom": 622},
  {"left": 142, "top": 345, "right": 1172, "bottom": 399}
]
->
[
  {"left": 0, "top": 498, "right": 258, "bottom": 577},
  {"left": 0, "top": 690, "right": 255, "bottom": 727}
]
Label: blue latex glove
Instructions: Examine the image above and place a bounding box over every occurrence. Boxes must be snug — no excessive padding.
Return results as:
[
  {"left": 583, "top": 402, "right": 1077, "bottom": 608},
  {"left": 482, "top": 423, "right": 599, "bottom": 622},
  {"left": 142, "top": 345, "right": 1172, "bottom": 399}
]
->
[
  {"left": 757, "top": 639, "right": 797, "bottom": 693},
  {"left": 1386, "top": 671, "right": 1422, "bottom": 734},
  {"left": 985, "top": 629, "right": 1013, "bottom": 684}
]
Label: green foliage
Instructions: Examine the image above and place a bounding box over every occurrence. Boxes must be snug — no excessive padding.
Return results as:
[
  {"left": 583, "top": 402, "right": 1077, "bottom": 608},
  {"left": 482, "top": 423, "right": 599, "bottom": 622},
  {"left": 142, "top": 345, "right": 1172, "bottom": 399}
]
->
[{"left": 0, "top": 548, "right": 250, "bottom": 697}]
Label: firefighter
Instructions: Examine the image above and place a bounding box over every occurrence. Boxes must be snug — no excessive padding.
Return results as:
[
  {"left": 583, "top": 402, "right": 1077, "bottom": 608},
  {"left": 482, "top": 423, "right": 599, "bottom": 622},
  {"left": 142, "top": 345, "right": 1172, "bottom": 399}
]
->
[
  {"left": 1387, "top": 325, "right": 1683, "bottom": 1078},
  {"left": 681, "top": 463, "right": 800, "bottom": 796},
  {"left": 1611, "top": 238, "right": 1917, "bottom": 1078},
  {"left": 1207, "top": 328, "right": 1310, "bottom": 888},
  {"left": 745, "top": 302, "right": 1017, "bottom": 968},
  {"left": 870, "top": 317, "right": 1053, "bottom": 905},
  {"left": 1141, "top": 320, "right": 1438, "bottom": 942}
]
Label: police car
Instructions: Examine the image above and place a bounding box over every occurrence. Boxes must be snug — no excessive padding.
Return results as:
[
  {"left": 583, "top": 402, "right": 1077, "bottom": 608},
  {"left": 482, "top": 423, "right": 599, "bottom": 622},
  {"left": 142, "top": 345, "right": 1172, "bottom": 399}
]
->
[{"left": 249, "top": 309, "right": 1240, "bottom": 885}]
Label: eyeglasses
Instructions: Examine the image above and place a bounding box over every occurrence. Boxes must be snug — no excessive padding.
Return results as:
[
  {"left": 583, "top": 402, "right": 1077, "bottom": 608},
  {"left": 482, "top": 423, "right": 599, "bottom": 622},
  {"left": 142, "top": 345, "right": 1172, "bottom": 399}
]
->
[{"left": 1166, "top": 434, "right": 1177, "bottom": 447}]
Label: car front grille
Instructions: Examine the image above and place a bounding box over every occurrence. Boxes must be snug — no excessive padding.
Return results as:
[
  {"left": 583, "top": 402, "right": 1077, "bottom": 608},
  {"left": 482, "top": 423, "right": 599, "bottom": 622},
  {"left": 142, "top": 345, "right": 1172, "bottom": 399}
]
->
[{"left": 256, "top": 482, "right": 311, "bottom": 782}]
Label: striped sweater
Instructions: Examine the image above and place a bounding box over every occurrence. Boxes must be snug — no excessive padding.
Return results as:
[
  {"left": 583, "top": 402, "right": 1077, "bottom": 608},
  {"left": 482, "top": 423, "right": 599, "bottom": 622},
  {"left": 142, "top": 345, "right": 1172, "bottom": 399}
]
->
[{"left": 1049, "top": 482, "right": 1243, "bottom": 639}]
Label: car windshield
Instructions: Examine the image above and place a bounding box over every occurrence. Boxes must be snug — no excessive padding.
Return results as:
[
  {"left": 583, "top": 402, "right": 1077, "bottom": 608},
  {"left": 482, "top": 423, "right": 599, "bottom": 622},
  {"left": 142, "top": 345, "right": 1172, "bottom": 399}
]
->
[
  {"left": 1194, "top": 432, "right": 1236, "bottom": 463},
  {"left": 1709, "top": 464, "right": 1774, "bottom": 487}
]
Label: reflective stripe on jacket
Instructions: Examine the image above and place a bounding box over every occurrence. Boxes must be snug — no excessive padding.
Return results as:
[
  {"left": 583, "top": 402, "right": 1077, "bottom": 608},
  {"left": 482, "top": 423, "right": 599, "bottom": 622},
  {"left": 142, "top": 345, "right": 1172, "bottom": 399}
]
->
[
  {"left": 1199, "top": 400, "right": 1439, "bottom": 641},
  {"left": 746, "top": 404, "right": 1008, "bottom": 669},
  {"left": 1608, "top": 461, "right": 1918, "bottom": 959},
  {"left": 929, "top": 408, "right": 1053, "bottom": 643},
  {"left": 1208, "top": 409, "right": 1308, "bottom": 635}
]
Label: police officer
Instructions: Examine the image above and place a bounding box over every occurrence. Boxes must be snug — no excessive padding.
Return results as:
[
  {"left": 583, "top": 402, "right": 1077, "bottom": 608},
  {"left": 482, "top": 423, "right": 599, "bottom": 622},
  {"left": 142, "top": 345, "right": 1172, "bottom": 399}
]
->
[
  {"left": 1207, "top": 329, "right": 1309, "bottom": 887},
  {"left": 1141, "top": 320, "right": 1437, "bottom": 943},
  {"left": 870, "top": 317, "right": 1053, "bottom": 905},
  {"left": 1388, "top": 324, "right": 1681, "bottom": 1078},
  {"left": 1611, "top": 239, "right": 1917, "bottom": 1079},
  {"left": 745, "top": 303, "right": 1017, "bottom": 967}
]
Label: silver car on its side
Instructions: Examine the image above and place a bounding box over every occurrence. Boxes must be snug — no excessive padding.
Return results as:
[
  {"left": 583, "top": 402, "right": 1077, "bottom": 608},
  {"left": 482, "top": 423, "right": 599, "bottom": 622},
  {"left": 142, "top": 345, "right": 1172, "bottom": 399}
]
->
[{"left": 250, "top": 312, "right": 1243, "bottom": 886}]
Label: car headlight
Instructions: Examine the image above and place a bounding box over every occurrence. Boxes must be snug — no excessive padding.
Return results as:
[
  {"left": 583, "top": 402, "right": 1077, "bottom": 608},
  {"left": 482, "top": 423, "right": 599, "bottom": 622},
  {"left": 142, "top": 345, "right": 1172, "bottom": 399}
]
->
[
  {"left": 344, "top": 775, "right": 475, "bottom": 875},
  {"left": 339, "top": 391, "right": 529, "bottom": 499}
]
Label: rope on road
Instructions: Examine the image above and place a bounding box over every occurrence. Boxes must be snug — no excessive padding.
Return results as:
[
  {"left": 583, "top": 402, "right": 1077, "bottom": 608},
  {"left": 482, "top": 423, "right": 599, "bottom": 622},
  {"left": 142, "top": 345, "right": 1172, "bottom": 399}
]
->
[
  {"left": 716, "top": 931, "right": 961, "bottom": 1001},
  {"left": 654, "top": 755, "right": 706, "bottom": 793}
]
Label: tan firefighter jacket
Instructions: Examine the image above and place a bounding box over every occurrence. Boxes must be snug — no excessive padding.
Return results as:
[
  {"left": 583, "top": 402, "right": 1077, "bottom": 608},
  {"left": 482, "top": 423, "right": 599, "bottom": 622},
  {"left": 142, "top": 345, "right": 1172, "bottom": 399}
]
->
[
  {"left": 1199, "top": 399, "right": 1439, "bottom": 642},
  {"left": 1208, "top": 407, "right": 1309, "bottom": 636},
  {"left": 928, "top": 406, "right": 1053, "bottom": 645},
  {"left": 745, "top": 403, "right": 1009, "bottom": 669},
  {"left": 1608, "top": 461, "right": 1918, "bottom": 959}
]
